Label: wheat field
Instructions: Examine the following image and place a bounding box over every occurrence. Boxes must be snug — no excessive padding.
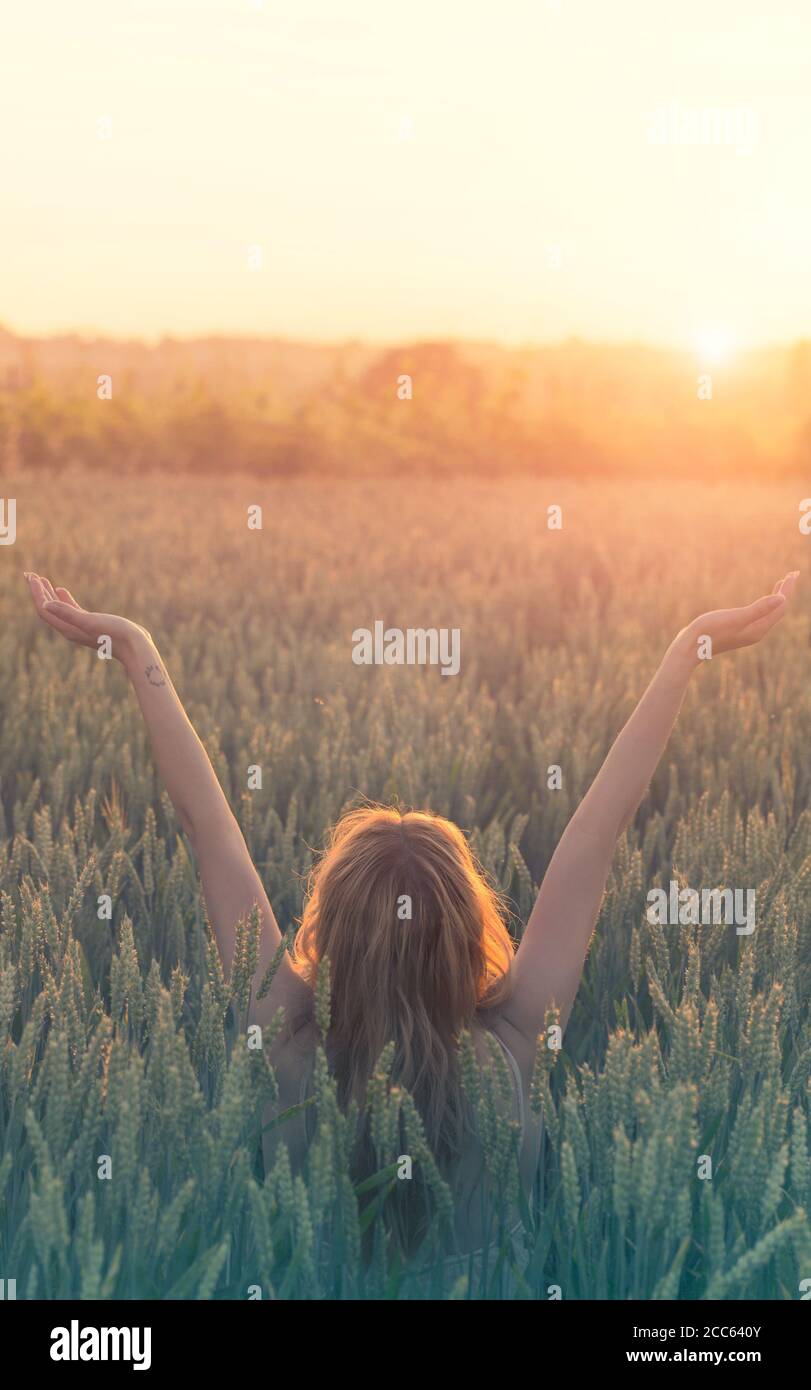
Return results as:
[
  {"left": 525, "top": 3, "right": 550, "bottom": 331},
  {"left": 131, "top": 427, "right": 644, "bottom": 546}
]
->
[{"left": 1, "top": 468, "right": 810, "bottom": 1299}]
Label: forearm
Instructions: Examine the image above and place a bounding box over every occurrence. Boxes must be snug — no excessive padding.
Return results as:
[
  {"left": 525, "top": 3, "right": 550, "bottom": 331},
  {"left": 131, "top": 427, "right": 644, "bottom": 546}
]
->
[
  {"left": 507, "top": 579, "right": 793, "bottom": 1040},
  {"left": 508, "top": 628, "right": 699, "bottom": 1035},
  {"left": 121, "top": 629, "right": 236, "bottom": 843},
  {"left": 29, "top": 578, "right": 307, "bottom": 1015},
  {"left": 122, "top": 630, "right": 302, "bottom": 1011},
  {"left": 571, "top": 627, "right": 698, "bottom": 843}
]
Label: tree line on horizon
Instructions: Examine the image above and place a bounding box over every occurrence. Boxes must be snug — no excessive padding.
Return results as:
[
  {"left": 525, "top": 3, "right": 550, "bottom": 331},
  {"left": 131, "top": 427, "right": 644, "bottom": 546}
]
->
[{"left": 1, "top": 329, "right": 809, "bottom": 477}]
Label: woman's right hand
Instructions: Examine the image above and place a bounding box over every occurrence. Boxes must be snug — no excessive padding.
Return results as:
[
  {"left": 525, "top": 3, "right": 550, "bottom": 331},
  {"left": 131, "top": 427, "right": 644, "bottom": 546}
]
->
[
  {"left": 25, "top": 572, "right": 152, "bottom": 665},
  {"left": 676, "top": 572, "right": 799, "bottom": 662}
]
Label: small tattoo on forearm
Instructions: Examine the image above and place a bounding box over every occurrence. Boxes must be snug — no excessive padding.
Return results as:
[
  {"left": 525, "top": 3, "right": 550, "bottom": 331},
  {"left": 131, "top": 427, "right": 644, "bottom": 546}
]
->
[{"left": 144, "top": 663, "right": 166, "bottom": 687}]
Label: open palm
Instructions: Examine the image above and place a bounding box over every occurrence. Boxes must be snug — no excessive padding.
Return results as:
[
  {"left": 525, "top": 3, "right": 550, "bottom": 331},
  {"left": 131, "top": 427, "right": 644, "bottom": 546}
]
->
[
  {"left": 25, "top": 573, "right": 148, "bottom": 661},
  {"left": 686, "top": 571, "right": 798, "bottom": 656}
]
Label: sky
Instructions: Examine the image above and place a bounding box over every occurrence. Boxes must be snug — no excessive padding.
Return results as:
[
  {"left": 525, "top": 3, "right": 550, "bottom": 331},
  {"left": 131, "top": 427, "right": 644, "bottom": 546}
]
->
[{"left": 1, "top": 0, "right": 809, "bottom": 350}]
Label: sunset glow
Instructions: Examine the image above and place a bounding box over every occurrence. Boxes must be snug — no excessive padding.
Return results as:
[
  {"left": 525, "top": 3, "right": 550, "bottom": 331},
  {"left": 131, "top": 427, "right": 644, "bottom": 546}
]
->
[
  {"left": 694, "top": 327, "right": 735, "bottom": 366},
  {"left": 1, "top": 0, "right": 810, "bottom": 345}
]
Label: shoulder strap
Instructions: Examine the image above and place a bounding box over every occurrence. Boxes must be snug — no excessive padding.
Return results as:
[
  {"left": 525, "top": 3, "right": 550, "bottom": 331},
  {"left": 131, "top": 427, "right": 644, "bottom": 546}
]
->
[{"left": 493, "top": 1031, "right": 526, "bottom": 1140}]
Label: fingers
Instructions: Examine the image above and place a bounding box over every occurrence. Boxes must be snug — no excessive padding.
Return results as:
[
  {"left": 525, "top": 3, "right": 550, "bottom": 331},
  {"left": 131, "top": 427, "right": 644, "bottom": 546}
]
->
[
  {"left": 24, "top": 573, "right": 96, "bottom": 648},
  {"left": 42, "top": 600, "right": 97, "bottom": 635},
  {"left": 25, "top": 573, "right": 60, "bottom": 608},
  {"left": 55, "top": 586, "right": 83, "bottom": 609},
  {"left": 25, "top": 573, "right": 51, "bottom": 614},
  {"left": 25, "top": 573, "right": 88, "bottom": 623},
  {"left": 778, "top": 571, "right": 800, "bottom": 599},
  {"left": 33, "top": 574, "right": 59, "bottom": 605},
  {"left": 737, "top": 597, "right": 792, "bottom": 647},
  {"left": 741, "top": 593, "right": 786, "bottom": 625},
  {"left": 739, "top": 574, "right": 799, "bottom": 641},
  {"left": 770, "top": 571, "right": 799, "bottom": 597}
]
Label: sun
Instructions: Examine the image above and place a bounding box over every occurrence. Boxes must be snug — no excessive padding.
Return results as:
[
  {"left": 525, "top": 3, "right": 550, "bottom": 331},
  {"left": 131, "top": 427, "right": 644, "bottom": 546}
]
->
[{"left": 694, "top": 327, "right": 734, "bottom": 366}]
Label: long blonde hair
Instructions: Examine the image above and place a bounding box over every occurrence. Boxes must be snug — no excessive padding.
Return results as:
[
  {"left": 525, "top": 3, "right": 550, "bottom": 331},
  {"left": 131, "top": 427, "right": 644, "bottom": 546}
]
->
[{"left": 293, "top": 806, "right": 515, "bottom": 1247}]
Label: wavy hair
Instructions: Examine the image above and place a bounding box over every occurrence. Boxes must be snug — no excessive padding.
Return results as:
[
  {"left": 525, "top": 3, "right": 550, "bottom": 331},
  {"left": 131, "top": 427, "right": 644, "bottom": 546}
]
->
[{"left": 293, "top": 806, "right": 514, "bottom": 1248}]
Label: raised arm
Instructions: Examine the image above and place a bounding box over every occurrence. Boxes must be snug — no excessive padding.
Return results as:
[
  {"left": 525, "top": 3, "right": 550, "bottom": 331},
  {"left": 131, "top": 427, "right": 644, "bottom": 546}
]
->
[
  {"left": 502, "top": 574, "right": 798, "bottom": 1043},
  {"left": 26, "top": 573, "right": 308, "bottom": 1028}
]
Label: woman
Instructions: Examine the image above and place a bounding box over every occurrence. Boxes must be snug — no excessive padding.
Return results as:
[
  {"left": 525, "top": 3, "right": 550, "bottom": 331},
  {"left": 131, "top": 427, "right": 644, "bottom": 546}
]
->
[{"left": 24, "top": 569, "right": 797, "bottom": 1262}]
